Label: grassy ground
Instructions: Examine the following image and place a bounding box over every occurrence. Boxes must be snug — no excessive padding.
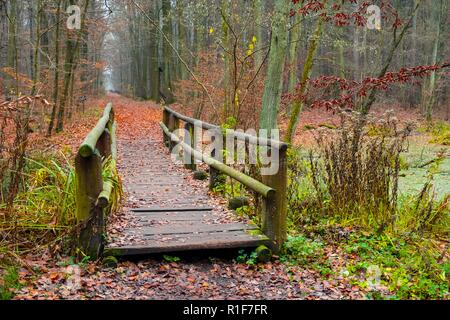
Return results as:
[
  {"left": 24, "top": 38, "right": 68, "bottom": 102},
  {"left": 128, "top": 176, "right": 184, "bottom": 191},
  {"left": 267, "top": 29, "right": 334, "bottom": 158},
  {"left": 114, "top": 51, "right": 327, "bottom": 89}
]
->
[
  {"left": 282, "top": 127, "right": 449, "bottom": 299},
  {"left": 0, "top": 100, "right": 107, "bottom": 300}
]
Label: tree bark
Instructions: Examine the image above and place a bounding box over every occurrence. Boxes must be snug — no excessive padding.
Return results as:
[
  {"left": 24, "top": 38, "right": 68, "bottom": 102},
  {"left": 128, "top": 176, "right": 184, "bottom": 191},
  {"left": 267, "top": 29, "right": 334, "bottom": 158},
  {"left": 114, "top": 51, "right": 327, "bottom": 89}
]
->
[{"left": 259, "top": 0, "right": 289, "bottom": 133}]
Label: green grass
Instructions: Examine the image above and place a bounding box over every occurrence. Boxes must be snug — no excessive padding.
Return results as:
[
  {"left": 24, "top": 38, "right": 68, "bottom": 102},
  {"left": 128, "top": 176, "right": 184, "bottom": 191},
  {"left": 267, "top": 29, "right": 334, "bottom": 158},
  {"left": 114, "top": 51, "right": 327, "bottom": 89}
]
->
[
  {"left": 280, "top": 227, "right": 449, "bottom": 299},
  {"left": 3, "top": 152, "right": 77, "bottom": 229},
  {"left": 0, "top": 266, "right": 21, "bottom": 300},
  {"left": 341, "top": 233, "right": 448, "bottom": 299},
  {"left": 101, "top": 156, "right": 123, "bottom": 215}
]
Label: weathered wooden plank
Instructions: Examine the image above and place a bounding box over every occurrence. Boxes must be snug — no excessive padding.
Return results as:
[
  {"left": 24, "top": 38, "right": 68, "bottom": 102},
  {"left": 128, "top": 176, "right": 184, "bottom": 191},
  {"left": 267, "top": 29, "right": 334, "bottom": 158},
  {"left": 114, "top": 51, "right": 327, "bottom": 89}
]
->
[
  {"left": 136, "top": 214, "right": 211, "bottom": 222},
  {"left": 136, "top": 212, "right": 211, "bottom": 219},
  {"left": 132, "top": 207, "right": 213, "bottom": 212},
  {"left": 105, "top": 231, "right": 269, "bottom": 256},
  {"left": 123, "top": 222, "right": 258, "bottom": 236},
  {"left": 136, "top": 229, "right": 264, "bottom": 240}
]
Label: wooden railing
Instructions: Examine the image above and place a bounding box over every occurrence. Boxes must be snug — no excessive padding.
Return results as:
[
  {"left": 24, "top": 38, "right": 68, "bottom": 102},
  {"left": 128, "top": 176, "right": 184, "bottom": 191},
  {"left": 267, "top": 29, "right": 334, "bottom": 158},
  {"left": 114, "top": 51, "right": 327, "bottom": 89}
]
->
[
  {"left": 75, "top": 103, "right": 117, "bottom": 259},
  {"left": 161, "top": 106, "right": 289, "bottom": 252}
]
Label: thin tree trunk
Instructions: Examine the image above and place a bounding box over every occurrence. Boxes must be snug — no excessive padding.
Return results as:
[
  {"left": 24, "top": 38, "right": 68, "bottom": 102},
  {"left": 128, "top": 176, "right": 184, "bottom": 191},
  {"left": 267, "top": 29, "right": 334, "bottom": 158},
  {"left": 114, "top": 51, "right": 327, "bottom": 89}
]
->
[
  {"left": 48, "top": 0, "right": 62, "bottom": 136},
  {"left": 31, "top": 0, "right": 42, "bottom": 96},
  {"left": 56, "top": 0, "right": 90, "bottom": 132},
  {"left": 361, "top": 0, "right": 422, "bottom": 114},
  {"left": 425, "top": 0, "right": 444, "bottom": 122},
  {"left": 288, "top": 13, "right": 302, "bottom": 93}
]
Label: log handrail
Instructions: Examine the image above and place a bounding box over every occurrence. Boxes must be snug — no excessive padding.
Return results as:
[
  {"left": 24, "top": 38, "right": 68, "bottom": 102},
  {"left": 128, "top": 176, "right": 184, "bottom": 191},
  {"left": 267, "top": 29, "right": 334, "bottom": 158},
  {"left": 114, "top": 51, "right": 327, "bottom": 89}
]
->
[
  {"left": 161, "top": 107, "right": 288, "bottom": 252},
  {"left": 164, "top": 106, "right": 289, "bottom": 151},
  {"left": 78, "top": 103, "right": 113, "bottom": 157},
  {"left": 75, "top": 102, "right": 116, "bottom": 259},
  {"left": 160, "top": 122, "right": 275, "bottom": 198}
]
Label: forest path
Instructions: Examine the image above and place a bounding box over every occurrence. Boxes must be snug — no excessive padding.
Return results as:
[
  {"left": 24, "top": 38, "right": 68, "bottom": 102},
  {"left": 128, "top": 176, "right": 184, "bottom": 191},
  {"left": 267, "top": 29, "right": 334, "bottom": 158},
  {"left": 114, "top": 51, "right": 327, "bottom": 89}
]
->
[
  {"left": 14, "top": 95, "right": 363, "bottom": 300},
  {"left": 105, "top": 95, "right": 268, "bottom": 254}
]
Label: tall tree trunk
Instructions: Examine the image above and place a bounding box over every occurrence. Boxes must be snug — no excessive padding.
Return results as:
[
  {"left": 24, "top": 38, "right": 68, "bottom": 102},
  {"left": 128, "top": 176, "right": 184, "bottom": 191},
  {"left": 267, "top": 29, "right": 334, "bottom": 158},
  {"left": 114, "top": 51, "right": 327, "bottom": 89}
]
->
[
  {"left": 259, "top": 0, "right": 289, "bottom": 132},
  {"left": 149, "top": 1, "right": 160, "bottom": 101},
  {"left": 253, "top": 0, "right": 264, "bottom": 70},
  {"left": 31, "top": 0, "right": 42, "bottom": 96},
  {"left": 285, "top": 16, "right": 324, "bottom": 143},
  {"left": 425, "top": 0, "right": 444, "bottom": 122},
  {"left": 48, "top": 0, "right": 62, "bottom": 135},
  {"left": 56, "top": 0, "right": 90, "bottom": 132},
  {"left": 288, "top": 13, "right": 302, "bottom": 93},
  {"left": 161, "top": 0, "right": 174, "bottom": 103},
  {"left": 6, "top": 0, "right": 18, "bottom": 95},
  {"left": 222, "top": 0, "right": 232, "bottom": 120}
]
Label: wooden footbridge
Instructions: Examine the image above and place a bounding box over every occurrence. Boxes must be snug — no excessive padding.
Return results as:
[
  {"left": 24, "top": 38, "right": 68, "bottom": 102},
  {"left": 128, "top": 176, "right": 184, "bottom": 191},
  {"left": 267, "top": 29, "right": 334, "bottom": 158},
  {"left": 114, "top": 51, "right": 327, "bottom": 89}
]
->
[{"left": 74, "top": 103, "right": 288, "bottom": 259}]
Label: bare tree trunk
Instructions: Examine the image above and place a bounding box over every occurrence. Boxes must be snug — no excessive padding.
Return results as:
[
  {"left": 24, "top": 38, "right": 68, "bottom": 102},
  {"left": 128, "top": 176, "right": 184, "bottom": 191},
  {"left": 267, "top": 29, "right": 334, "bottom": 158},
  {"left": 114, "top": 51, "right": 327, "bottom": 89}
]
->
[
  {"left": 425, "top": 0, "right": 445, "bottom": 122},
  {"left": 285, "top": 16, "right": 324, "bottom": 143},
  {"left": 56, "top": 0, "right": 90, "bottom": 132},
  {"left": 259, "top": 0, "right": 289, "bottom": 132},
  {"left": 48, "top": 0, "right": 62, "bottom": 135}
]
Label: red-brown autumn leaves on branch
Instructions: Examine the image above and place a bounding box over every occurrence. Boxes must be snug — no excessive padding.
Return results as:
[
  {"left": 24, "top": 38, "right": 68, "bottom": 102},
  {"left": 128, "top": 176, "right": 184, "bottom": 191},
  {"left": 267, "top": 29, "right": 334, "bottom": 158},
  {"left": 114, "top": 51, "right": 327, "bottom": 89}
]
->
[
  {"left": 290, "top": 0, "right": 402, "bottom": 28},
  {"left": 286, "top": 64, "right": 447, "bottom": 111}
]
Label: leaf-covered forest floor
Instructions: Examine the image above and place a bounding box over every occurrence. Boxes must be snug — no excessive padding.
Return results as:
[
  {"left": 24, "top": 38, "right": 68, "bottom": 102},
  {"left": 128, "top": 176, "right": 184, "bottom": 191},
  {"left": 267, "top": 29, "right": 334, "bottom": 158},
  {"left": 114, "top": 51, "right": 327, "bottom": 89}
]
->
[{"left": 4, "top": 95, "right": 448, "bottom": 300}]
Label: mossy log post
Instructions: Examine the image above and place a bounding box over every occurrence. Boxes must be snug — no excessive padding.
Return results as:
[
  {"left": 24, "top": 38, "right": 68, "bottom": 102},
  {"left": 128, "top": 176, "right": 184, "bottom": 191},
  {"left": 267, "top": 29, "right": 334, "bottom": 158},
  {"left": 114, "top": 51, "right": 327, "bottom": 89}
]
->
[
  {"left": 255, "top": 245, "right": 272, "bottom": 262},
  {"left": 75, "top": 151, "right": 104, "bottom": 258},
  {"left": 97, "top": 180, "right": 114, "bottom": 208},
  {"left": 168, "top": 114, "right": 180, "bottom": 150},
  {"left": 78, "top": 103, "right": 113, "bottom": 157},
  {"left": 261, "top": 147, "right": 287, "bottom": 253},
  {"left": 110, "top": 122, "right": 117, "bottom": 161},
  {"left": 162, "top": 108, "right": 170, "bottom": 147},
  {"left": 75, "top": 103, "right": 115, "bottom": 259},
  {"left": 183, "top": 122, "right": 196, "bottom": 170},
  {"left": 209, "top": 134, "right": 222, "bottom": 190}
]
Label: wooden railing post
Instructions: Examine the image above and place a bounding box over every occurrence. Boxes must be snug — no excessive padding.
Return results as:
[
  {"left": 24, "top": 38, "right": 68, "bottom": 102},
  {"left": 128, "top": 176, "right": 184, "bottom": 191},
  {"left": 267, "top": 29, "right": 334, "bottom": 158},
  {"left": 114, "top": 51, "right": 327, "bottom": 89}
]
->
[
  {"left": 75, "top": 104, "right": 116, "bottom": 259},
  {"left": 162, "top": 109, "right": 170, "bottom": 147},
  {"left": 261, "top": 147, "right": 288, "bottom": 253},
  {"left": 183, "top": 122, "right": 196, "bottom": 170},
  {"left": 209, "top": 133, "right": 225, "bottom": 190},
  {"left": 168, "top": 113, "right": 180, "bottom": 150},
  {"left": 75, "top": 151, "right": 104, "bottom": 258}
]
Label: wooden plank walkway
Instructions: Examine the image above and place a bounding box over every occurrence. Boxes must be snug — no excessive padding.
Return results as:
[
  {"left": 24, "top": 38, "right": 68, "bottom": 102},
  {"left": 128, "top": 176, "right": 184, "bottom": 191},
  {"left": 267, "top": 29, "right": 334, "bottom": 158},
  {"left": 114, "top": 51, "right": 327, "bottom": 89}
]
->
[{"left": 105, "top": 134, "right": 269, "bottom": 257}]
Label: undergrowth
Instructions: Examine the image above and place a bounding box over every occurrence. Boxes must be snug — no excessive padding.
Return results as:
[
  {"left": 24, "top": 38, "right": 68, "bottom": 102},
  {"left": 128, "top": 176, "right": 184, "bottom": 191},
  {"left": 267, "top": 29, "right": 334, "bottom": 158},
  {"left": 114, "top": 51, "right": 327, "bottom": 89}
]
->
[
  {"left": 285, "top": 112, "right": 449, "bottom": 299},
  {"left": 102, "top": 156, "right": 123, "bottom": 215},
  {"left": 0, "top": 151, "right": 122, "bottom": 299},
  {"left": 0, "top": 266, "right": 21, "bottom": 300},
  {"left": 282, "top": 228, "right": 448, "bottom": 299}
]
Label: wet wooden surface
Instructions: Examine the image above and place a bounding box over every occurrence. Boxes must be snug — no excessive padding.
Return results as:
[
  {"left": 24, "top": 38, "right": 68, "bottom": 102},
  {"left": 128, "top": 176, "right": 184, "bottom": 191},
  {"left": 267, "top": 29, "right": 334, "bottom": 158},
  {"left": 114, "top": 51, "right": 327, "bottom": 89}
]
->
[{"left": 106, "top": 135, "right": 268, "bottom": 256}]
